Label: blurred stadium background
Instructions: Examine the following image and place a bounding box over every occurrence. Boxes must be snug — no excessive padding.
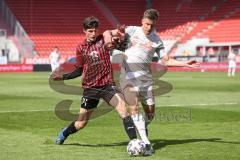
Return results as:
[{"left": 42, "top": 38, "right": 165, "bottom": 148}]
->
[{"left": 0, "top": 0, "right": 239, "bottom": 71}]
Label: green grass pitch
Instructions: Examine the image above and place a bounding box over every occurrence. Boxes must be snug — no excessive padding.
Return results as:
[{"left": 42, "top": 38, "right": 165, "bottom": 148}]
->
[{"left": 0, "top": 72, "right": 240, "bottom": 160}]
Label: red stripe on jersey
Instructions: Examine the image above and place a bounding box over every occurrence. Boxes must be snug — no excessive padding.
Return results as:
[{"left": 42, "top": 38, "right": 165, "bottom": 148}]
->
[{"left": 75, "top": 35, "right": 113, "bottom": 88}]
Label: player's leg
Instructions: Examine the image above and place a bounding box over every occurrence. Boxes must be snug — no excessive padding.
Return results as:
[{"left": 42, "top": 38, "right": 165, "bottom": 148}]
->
[
  {"left": 232, "top": 67, "right": 236, "bottom": 77},
  {"left": 50, "top": 63, "right": 55, "bottom": 72},
  {"left": 55, "top": 89, "right": 99, "bottom": 145},
  {"left": 102, "top": 85, "right": 137, "bottom": 140},
  {"left": 55, "top": 107, "right": 95, "bottom": 145},
  {"left": 123, "top": 86, "right": 140, "bottom": 115},
  {"left": 228, "top": 66, "right": 231, "bottom": 77},
  {"left": 108, "top": 91, "right": 128, "bottom": 118},
  {"left": 123, "top": 86, "right": 151, "bottom": 146},
  {"left": 139, "top": 85, "right": 156, "bottom": 131},
  {"left": 51, "top": 62, "right": 59, "bottom": 72},
  {"left": 138, "top": 86, "right": 156, "bottom": 155},
  {"left": 141, "top": 103, "right": 155, "bottom": 134}
]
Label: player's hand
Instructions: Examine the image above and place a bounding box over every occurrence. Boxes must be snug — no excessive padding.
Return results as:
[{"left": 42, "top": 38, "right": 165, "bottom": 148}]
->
[
  {"left": 116, "top": 24, "right": 126, "bottom": 42},
  {"left": 103, "top": 32, "right": 115, "bottom": 50},
  {"left": 104, "top": 35, "right": 120, "bottom": 50},
  {"left": 50, "top": 72, "right": 64, "bottom": 81},
  {"left": 110, "top": 25, "right": 126, "bottom": 49},
  {"left": 103, "top": 24, "right": 126, "bottom": 50},
  {"left": 185, "top": 60, "right": 200, "bottom": 68}
]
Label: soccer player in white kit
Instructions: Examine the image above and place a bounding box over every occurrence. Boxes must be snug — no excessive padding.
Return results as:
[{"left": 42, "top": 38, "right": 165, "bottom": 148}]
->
[
  {"left": 228, "top": 50, "right": 236, "bottom": 77},
  {"left": 118, "top": 9, "right": 199, "bottom": 155},
  {"left": 49, "top": 46, "right": 61, "bottom": 71}
]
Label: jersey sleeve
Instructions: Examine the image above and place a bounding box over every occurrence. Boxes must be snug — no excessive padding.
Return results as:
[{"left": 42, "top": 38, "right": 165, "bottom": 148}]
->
[
  {"left": 125, "top": 26, "right": 136, "bottom": 37},
  {"left": 155, "top": 37, "right": 167, "bottom": 59},
  {"left": 156, "top": 48, "right": 166, "bottom": 59},
  {"left": 75, "top": 45, "right": 84, "bottom": 68}
]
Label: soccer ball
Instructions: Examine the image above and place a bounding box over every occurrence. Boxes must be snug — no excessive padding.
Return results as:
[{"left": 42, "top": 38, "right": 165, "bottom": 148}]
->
[{"left": 127, "top": 139, "right": 146, "bottom": 156}]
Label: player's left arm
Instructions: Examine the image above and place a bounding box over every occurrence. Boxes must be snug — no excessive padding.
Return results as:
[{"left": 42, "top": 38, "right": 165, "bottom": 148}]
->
[
  {"left": 161, "top": 54, "right": 200, "bottom": 68},
  {"left": 156, "top": 47, "right": 199, "bottom": 68}
]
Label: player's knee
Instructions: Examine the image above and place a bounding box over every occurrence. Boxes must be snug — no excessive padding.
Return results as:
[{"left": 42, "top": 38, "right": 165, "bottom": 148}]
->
[
  {"left": 115, "top": 98, "right": 125, "bottom": 110},
  {"left": 116, "top": 99, "right": 128, "bottom": 117},
  {"left": 75, "top": 121, "right": 88, "bottom": 130},
  {"left": 129, "top": 105, "right": 140, "bottom": 115},
  {"left": 118, "top": 99, "right": 126, "bottom": 108}
]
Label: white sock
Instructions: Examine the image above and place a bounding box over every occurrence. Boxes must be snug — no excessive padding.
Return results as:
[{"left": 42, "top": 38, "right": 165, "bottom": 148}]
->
[
  {"left": 232, "top": 68, "right": 236, "bottom": 77},
  {"left": 228, "top": 69, "right": 231, "bottom": 77},
  {"left": 131, "top": 114, "right": 150, "bottom": 145}
]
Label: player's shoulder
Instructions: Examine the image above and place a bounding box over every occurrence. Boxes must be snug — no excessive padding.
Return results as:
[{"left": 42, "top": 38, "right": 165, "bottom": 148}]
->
[
  {"left": 125, "top": 26, "right": 140, "bottom": 34},
  {"left": 76, "top": 41, "right": 85, "bottom": 48},
  {"left": 76, "top": 38, "right": 90, "bottom": 50},
  {"left": 151, "top": 32, "right": 163, "bottom": 43},
  {"left": 126, "top": 26, "right": 139, "bottom": 30},
  {"left": 76, "top": 41, "right": 87, "bottom": 54},
  {"left": 150, "top": 32, "right": 164, "bottom": 49}
]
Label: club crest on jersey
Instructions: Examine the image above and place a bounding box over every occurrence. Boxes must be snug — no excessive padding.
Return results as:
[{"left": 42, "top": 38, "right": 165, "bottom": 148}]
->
[{"left": 89, "top": 51, "right": 99, "bottom": 61}]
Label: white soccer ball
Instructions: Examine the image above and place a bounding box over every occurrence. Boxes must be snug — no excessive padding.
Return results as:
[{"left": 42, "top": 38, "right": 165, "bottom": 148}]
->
[{"left": 127, "top": 139, "right": 146, "bottom": 156}]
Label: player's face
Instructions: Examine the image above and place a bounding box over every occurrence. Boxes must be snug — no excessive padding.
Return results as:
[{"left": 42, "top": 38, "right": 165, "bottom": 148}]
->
[
  {"left": 84, "top": 28, "right": 99, "bottom": 42},
  {"left": 141, "top": 18, "right": 157, "bottom": 35}
]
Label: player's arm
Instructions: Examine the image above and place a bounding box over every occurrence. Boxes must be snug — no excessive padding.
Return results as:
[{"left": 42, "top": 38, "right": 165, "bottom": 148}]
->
[
  {"left": 51, "top": 45, "right": 84, "bottom": 81},
  {"left": 103, "top": 25, "right": 126, "bottom": 50},
  {"left": 156, "top": 47, "right": 199, "bottom": 68},
  {"left": 161, "top": 54, "right": 199, "bottom": 68},
  {"left": 62, "top": 67, "right": 82, "bottom": 79},
  {"left": 50, "top": 66, "right": 83, "bottom": 81}
]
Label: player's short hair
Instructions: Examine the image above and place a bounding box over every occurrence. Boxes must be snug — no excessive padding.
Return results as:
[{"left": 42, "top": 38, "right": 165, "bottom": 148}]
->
[
  {"left": 83, "top": 16, "right": 99, "bottom": 30},
  {"left": 143, "top": 9, "right": 159, "bottom": 21}
]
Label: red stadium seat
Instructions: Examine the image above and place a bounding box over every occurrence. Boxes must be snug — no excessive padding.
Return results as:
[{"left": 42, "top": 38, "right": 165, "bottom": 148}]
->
[{"left": 5, "top": 0, "right": 112, "bottom": 56}]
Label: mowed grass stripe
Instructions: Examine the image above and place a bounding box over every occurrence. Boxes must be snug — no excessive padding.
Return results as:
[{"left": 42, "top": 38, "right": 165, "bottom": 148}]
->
[{"left": 0, "top": 72, "right": 240, "bottom": 160}]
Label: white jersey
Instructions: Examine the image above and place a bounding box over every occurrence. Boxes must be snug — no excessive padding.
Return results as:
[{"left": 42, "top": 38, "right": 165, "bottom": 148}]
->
[
  {"left": 49, "top": 51, "right": 60, "bottom": 71},
  {"left": 124, "top": 26, "right": 166, "bottom": 64},
  {"left": 228, "top": 52, "right": 236, "bottom": 68},
  {"left": 121, "top": 26, "right": 166, "bottom": 84},
  {"left": 50, "top": 51, "right": 60, "bottom": 63}
]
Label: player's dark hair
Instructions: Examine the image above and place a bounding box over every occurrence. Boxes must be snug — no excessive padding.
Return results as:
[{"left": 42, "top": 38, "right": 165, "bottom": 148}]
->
[
  {"left": 143, "top": 9, "right": 159, "bottom": 21},
  {"left": 83, "top": 16, "right": 99, "bottom": 30}
]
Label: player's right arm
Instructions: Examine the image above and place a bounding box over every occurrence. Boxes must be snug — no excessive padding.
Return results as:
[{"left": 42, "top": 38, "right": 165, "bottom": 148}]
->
[
  {"left": 103, "top": 25, "right": 126, "bottom": 50},
  {"left": 50, "top": 45, "right": 84, "bottom": 81},
  {"left": 50, "top": 68, "right": 82, "bottom": 81}
]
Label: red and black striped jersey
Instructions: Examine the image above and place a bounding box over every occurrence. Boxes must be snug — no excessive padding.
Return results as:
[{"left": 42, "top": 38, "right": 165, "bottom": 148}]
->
[{"left": 75, "top": 35, "right": 113, "bottom": 88}]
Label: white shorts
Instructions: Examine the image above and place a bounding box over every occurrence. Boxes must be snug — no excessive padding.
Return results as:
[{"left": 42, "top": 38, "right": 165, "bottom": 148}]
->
[
  {"left": 51, "top": 63, "right": 60, "bottom": 71},
  {"left": 120, "top": 67, "right": 155, "bottom": 106},
  {"left": 138, "top": 85, "right": 155, "bottom": 106},
  {"left": 229, "top": 61, "right": 236, "bottom": 68}
]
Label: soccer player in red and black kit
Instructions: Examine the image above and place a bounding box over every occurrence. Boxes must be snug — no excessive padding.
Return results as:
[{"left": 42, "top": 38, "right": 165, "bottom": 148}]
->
[{"left": 51, "top": 16, "right": 137, "bottom": 145}]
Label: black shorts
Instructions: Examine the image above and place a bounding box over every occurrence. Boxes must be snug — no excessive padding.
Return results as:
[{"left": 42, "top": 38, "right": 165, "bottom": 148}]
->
[{"left": 81, "top": 84, "right": 121, "bottom": 110}]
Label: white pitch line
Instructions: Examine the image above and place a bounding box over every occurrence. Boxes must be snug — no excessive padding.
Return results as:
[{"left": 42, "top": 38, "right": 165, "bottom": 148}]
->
[
  {"left": 0, "top": 109, "right": 54, "bottom": 113},
  {"left": 156, "top": 102, "right": 238, "bottom": 107},
  {"left": 0, "top": 109, "right": 78, "bottom": 113},
  {"left": 0, "top": 102, "right": 238, "bottom": 113}
]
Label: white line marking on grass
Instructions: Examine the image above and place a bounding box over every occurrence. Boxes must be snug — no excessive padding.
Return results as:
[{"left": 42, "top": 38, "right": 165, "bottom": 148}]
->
[
  {"left": 0, "top": 102, "right": 238, "bottom": 113},
  {"left": 0, "top": 109, "right": 78, "bottom": 113},
  {"left": 156, "top": 102, "right": 238, "bottom": 107}
]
